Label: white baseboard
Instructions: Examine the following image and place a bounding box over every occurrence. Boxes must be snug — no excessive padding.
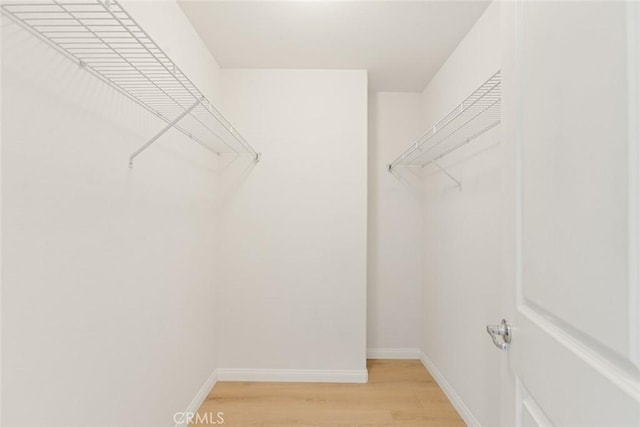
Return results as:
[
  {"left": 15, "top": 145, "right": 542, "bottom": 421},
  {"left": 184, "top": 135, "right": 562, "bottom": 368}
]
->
[
  {"left": 215, "top": 368, "right": 368, "bottom": 384},
  {"left": 419, "top": 351, "right": 481, "bottom": 427},
  {"left": 174, "top": 369, "right": 217, "bottom": 427},
  {"left": 367, "top": 347, "right": 420, "bottom": 359}
]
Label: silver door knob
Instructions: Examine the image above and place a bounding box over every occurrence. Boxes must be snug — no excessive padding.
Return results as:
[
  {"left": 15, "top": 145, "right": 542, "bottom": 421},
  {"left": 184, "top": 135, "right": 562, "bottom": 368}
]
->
[{"left": 486, "top": 319, "right": 511, "bottom": 350}]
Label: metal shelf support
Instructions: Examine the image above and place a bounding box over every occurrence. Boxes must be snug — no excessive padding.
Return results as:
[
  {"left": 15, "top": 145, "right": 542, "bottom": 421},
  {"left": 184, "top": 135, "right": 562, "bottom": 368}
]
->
[
  {"left": 129, "top": 97, "right": 202, "bottom": 167},
  {"left": 433, "top": 161, "right": 462, "bottom": 190}
]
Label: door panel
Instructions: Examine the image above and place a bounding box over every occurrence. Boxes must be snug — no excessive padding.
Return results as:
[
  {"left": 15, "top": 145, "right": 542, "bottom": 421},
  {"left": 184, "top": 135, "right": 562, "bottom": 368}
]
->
[
  {"left": 515, "top": 308, "right": 639, "bottom": 425},
  {"left": 520, "top": 0, "right": 632, "bottom": 360},
  {"left": 503, "top": 1, "right": 640, "bottom": 425},
  {"left": 521, "top": 384, "right": 554, "bottom": 427}
]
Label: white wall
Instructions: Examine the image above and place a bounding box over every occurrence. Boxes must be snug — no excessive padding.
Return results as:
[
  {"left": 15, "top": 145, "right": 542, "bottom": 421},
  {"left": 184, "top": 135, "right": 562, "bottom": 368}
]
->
[
  {"left": 421, "top": 3, "right": 501, "bottom": 123},
  {"left": 1, "top": 2, "right": 222, "bottom": 426},
  {"left": 419, "top": 2, "right": 502, "bottom": 426},
  {"left": 215, "top": 69, "right": 368, "bottom": 379},
  {"left": 367, "top": 92, "right": 423, "bottom": 355}
]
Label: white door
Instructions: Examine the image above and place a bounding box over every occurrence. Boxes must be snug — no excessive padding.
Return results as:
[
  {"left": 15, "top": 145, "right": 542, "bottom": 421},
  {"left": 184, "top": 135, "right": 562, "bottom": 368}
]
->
[{"left": 498, "top": 1, "right": 640, "bottom": 425}]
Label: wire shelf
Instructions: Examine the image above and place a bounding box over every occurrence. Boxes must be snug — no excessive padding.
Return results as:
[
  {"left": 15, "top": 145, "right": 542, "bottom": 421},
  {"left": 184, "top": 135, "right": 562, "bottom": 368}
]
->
[
  {"left": 388, "top": 71, "right": 500, "bottom": 172},
  {"left": 1, "top": 0, "right": 259, "bottom": 165}
]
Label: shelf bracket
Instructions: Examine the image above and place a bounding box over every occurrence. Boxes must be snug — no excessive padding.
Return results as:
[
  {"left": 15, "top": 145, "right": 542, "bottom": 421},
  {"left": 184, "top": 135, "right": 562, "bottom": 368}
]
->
[
  {"left": 129, "top": 97, "right": 202, "bottom": 167},
  {"left": 433, "top": 160, "right": 462, "bottom": 190}
]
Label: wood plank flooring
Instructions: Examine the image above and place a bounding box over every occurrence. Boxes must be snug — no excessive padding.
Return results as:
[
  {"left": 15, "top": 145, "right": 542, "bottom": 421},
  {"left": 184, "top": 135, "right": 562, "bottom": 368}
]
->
[{"left": 191, "top": 360, "right": 464, "bottom": 426}]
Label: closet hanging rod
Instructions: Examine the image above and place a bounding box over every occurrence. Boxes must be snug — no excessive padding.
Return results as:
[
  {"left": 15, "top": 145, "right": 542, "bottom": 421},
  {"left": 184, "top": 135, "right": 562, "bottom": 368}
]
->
[{"left": 1, "top": 0, "right": 261, "bottom": 166}]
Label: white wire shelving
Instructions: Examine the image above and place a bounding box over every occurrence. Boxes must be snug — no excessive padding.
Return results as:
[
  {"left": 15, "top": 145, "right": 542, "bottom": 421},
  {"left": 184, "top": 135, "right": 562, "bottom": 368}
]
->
[
  {"left": 1, "top": 0, "right": 260, "bottom": 166},
  {"left": 387, "top": 71, "right": 501, "bottom": 188}
]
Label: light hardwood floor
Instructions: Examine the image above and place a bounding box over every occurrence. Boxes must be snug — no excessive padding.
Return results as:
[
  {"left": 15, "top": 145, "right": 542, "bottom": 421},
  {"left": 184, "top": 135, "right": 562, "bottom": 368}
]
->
[{"left": 192, "top": 359, "right": 464, "bottom": 426}]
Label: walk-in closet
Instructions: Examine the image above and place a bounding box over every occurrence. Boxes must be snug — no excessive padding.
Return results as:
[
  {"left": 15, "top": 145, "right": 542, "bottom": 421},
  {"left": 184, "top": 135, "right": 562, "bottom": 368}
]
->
[{"left": 2, "top": 1, "right": 639, "bottom": 426}]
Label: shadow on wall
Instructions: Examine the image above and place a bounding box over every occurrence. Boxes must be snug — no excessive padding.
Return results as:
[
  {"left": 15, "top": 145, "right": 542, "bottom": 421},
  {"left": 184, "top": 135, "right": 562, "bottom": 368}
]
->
[
  {"left": 421, "top": 132, "right": 501, "bottom": 200},
  {"left": 389, "top": 165, "right": 424, "bottom": 199},
  {"left": 216, "top": 153, "right": 258, "bottom": 208}
]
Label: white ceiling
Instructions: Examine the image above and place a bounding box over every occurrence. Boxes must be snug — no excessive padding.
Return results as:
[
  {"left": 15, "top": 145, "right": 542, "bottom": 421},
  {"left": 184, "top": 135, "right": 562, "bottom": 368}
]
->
[{"left": 178, "top": 1, "right": 490, "bottom": 92}]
